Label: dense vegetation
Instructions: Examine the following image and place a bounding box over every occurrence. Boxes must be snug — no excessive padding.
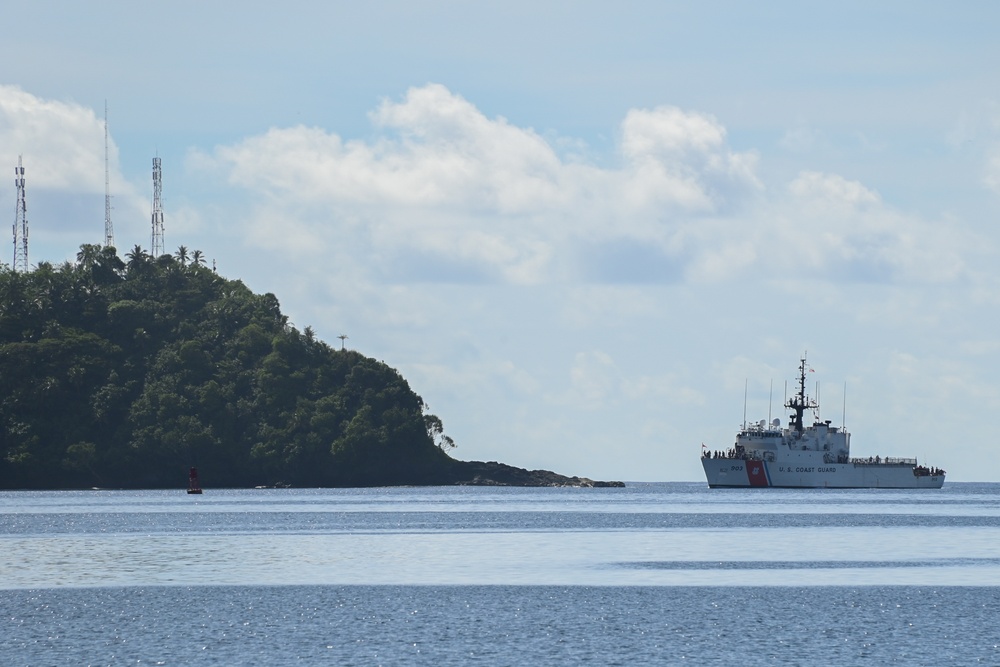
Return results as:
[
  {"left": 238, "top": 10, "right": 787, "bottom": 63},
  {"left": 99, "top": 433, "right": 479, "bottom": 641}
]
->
[{"left": 0, "top": 245, "right": 460, "bottom": 489}]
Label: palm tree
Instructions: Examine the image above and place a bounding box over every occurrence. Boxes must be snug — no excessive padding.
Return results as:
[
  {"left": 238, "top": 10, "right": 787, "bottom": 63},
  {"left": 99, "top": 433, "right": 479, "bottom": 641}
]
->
[
  {"left": 125, "top": 245, "right": 153, "bottom": 278},
  {"left": 174, "top": 246, "right": 189, "bottom": 267},
  {"left": 75, "top": 244, "right": 101, "bottom": 272},
  {"left": 126, "top": 244, "right": 146, "bottom": 264},
  {"left": 191, "top": 250, "right": 205, "bottom": 267}
]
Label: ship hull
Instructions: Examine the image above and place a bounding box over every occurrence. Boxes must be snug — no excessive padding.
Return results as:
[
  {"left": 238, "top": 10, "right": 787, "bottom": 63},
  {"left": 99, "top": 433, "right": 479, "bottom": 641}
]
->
[{"left": 702, "top": 458, "right": 944, "bottom": 489}]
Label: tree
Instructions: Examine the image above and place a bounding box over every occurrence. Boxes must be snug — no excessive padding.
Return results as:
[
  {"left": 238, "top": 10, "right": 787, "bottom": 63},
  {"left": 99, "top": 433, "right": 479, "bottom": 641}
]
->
[
  {"left": 75, "top": 244, "right": 101, "bottom": 271},
  {"left": 0, "top": 244, "right": 457, "bottom": 489},
  {"left": 425, "top": 413, "right": 457, "bottom": 451},
  {"left": 125, "top": 245, "right": 150, "bottom": 272}
]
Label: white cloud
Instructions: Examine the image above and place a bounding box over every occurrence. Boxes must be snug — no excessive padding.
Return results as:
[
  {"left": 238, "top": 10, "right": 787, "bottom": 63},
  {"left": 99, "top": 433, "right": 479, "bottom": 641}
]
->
[
  {"left": 690, "top": 171, "right": 973, "bottom": 284},
  {"left": 783, "top": 172, "right": 967, "bottom": 283},
  {"left": 787, "top": 171, "right": 880, "bottom": 208},
  {"left": 196, "top": 84, "right": 979, "bottom": 291},
  {"left": 620, "top": 105, "right": 761, "bottom": 212},
  {"left": 0, "top": 85, "right": 106, "bottom": 192},
  {"left": 198, "top": 84, "right": 764, "bottom": 286},
  {"left": 6, "top": 83, "right": 979, "bottom": 293},
  {"left": 0, "top": 85, "right": 147, "bottom": 245}
]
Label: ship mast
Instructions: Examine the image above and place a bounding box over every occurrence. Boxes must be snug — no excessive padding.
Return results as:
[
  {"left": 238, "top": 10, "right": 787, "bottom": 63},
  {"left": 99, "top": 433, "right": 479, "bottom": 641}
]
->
[{"left": 785, "top": 356, "right": 817, "bottom": 434}]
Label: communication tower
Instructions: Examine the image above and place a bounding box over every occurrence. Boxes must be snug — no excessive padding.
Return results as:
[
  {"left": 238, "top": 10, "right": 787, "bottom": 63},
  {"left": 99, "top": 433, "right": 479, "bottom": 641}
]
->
[
  {"left": 104, "top": 101, "right": 114, "bottom": 248},
  {"left": 12, "top": 156, "right": 28, "bottom": 272},
  {"left": 151, "top": 156, "right": 164, "bottom": 256}
]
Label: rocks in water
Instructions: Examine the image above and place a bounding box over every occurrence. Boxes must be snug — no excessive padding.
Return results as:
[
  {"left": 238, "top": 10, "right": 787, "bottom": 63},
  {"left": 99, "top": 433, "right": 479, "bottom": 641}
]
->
[{"left": 451, "top": 460, "right": 624, "bottom": 487}]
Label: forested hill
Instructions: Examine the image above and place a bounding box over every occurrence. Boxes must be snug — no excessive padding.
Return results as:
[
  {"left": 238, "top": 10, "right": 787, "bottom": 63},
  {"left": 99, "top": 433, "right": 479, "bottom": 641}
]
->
[{"left": 0, "top": 244, "right": 468, "bottom": 490}]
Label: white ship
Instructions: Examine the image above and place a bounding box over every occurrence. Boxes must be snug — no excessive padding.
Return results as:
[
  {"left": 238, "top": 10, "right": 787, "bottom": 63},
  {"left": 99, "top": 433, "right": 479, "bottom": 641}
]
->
[{"left": 701, "top": 357, "right": 945, "bottom": 489}]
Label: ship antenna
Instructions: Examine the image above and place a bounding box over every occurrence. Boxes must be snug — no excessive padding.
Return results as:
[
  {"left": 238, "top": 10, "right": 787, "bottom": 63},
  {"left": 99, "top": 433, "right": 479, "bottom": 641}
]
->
[
  {"left": 742, "top": 379, "right": 748, "bottom": 429},
  {"left": 842, "top": 381, "right": 847, "bottom": 428},
  {"left": 768, "top": 379, "right": 773, "bottom": 425}
]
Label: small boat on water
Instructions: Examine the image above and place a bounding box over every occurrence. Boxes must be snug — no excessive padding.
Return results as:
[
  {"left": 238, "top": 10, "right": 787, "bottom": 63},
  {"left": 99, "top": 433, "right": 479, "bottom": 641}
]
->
[
  {"left": 187, "top": 467, "right": 203, "bottom": 494},
  {"left": 701, "top": 357, "right": 945, "bottom": 489}
]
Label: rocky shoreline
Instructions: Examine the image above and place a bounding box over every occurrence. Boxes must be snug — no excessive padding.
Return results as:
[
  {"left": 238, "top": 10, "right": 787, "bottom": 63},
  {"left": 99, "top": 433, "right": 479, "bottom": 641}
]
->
[{"left": 449, "top": 460, "right": 625, "bottom": 487}]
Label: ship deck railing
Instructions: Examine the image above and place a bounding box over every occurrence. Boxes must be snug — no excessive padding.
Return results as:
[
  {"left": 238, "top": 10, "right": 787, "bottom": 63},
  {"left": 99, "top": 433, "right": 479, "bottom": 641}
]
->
[
  {"left": 704, "top": 451, "right": 919, "bottom": 467},
  {"left": 702, "top": 450, "right": 775, "bottom": 462},
  {"left": 850, "top": 456, "right": 917, "bottom": 466}
]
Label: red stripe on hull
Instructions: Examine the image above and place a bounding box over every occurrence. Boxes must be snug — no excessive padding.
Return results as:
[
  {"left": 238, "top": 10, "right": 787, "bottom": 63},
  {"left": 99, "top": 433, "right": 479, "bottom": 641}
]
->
[{"left": 746, "top": 461, "right": 770, "bottom": 487}]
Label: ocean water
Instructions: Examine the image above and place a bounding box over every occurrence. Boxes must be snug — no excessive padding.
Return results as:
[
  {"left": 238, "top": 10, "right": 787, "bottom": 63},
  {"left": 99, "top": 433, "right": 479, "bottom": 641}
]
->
[{"left": 2, "top": 483, "right": 999, "bottom": 665}]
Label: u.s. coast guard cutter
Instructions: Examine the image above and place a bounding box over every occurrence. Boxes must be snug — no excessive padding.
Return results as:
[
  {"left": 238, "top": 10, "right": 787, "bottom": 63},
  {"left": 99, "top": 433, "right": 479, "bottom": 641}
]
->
[{"left": 701, "top": 357, "right": 945, "bottom": 488}]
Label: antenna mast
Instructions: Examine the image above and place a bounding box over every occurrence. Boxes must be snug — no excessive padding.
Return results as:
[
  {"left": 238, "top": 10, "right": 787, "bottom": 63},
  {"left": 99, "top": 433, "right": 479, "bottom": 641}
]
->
[
  {"left": 842, "top": 381, "right": 847, "bottom": 428},
  {"left": 12, "top": 156, "right": 28, "bottom": 272},
  {"left": 768, "top": 379, "right": 773, "bottom": 424},
  {"left": 742, "top": 379, "right": 748, "bottom": 429},
  {"left": 151, "top": 156, "right": 164, "bottom": 256},
  {"left": 785, "top": 355, "right": 817, "bottom": 434},
  {"left": 104, "top": 101, "right": 114, "bottom": 248}
]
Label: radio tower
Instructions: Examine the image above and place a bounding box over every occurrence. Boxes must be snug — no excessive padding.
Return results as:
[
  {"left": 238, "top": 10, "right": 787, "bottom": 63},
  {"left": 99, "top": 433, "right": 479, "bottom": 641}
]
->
[
  {"left": 150, "top": 156, "right": 164, "bottom": 257},
  {"left": 103, "top": 101, "right": 114, "bottom": 248},
  {"left": 12, "top": 156, "right": 28, "bottom": 272}
]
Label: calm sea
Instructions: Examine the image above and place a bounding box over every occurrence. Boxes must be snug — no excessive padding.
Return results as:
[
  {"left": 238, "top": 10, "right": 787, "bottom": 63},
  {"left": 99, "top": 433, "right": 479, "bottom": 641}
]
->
[{"left": 2, "top": 483, "right": 999, "bottom": 665}]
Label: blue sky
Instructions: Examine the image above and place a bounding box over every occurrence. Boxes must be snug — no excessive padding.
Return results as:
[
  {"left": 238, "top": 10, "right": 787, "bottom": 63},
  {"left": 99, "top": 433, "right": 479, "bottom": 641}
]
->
[{"left": 2, "top": 2, "right": 999, "bottom": 481}]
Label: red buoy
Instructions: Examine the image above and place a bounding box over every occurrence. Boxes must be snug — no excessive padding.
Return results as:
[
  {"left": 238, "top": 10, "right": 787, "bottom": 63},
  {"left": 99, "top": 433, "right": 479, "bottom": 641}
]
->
[{"left": 187, "top": 467, "right": 203, "bottom": 494}]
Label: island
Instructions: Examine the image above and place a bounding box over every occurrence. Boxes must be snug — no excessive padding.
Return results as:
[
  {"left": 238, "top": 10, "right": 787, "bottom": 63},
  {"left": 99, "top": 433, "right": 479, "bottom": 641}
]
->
[{"left": 0, "top": 245, "right": 622, "bottom": 490}]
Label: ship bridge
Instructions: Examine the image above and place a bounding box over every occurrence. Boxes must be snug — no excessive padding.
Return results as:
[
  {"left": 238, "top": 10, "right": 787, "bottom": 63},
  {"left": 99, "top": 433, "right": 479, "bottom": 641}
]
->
[{"left": 737, "top": 418, "right": 851, "bottom": 462}]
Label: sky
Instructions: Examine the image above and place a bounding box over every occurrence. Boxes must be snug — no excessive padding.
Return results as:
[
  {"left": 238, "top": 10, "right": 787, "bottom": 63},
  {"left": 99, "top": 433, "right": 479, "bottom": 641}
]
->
[{"left": 2, "top": 1, "right": 999, "bottom": 482}]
